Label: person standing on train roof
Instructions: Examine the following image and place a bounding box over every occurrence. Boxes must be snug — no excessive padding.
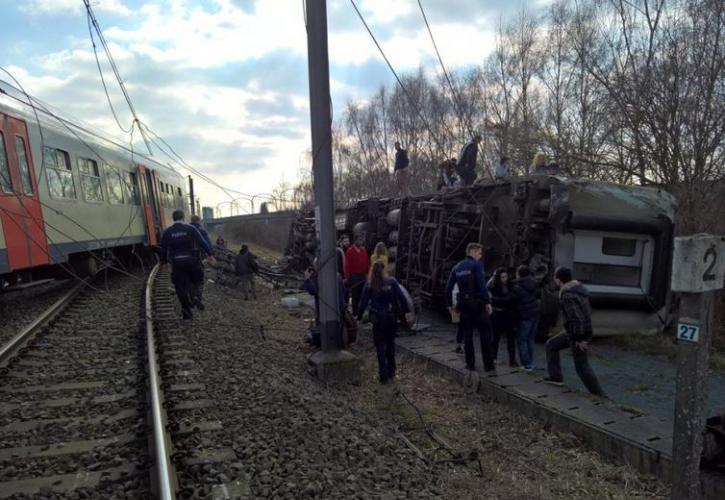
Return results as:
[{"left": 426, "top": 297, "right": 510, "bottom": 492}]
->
[
  {"left": 530, "top": 152, "right": 548, "bottom": 175},
  {"left": 393, "top": 141, "right": 410, "bottom": 195},
  {"left": 357, "top": 261, "right": 412, "bottom": 384},
  {"left": 544, "top": 266, "right": 605, "bottom": 396},
  {"left": 369, "top": 241, "right": 389, "bottom": 274},
  {"left": 456, "top": 134, "right": 482, "bottom": 186},
  {"left": 445, "top": 242, "right": 495, "bottom": 373},
  {"left": 160, "top": 210, "right": 213, "bottom": 320},
  {"left": 494, "top": 156, "right": 510, "bottom": 182},
  {"left": 510, "top": 265, "right": 541, "bottom": 371},
  {"left": 345, "top": 234, "right": 369, "bottom": 317},
  {"left": 189, "top": 214, "right": 212, "bottom": 309},
  {"left": 437, "top": 158, "right": 458, "bottom": 191}
]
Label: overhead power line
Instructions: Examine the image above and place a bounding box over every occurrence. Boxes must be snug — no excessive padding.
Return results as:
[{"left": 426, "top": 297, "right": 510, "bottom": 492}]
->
[
  {"left": 348, "top": 0, "right": 454, "bottom": 154},
  {"left": 417, "top": 0, "right": 468, "bottom": 131},
  {"left": 83, "top": 0, "right": 153, "bottom": 155}
]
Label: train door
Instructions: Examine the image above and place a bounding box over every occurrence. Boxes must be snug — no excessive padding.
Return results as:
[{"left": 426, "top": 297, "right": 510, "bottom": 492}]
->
[
  {"left": 0, "top": 113, "right": 49, "bottom": 271},
  {"left": 137, "top": 164, "right": 162, "bottom": 246},
  {"left": 149, "top": 170, "right": 166, "bottom": 226}
]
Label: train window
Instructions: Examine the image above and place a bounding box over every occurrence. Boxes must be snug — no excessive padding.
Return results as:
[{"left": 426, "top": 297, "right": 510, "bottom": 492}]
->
[
  {"left": 43, "top": 146, "right": 76, "bottom": 200},
  {"left": 0, "top": 133, "right": 12, "bottom": 193},
  {"left": 158, "top": 180, "right": 166, "bottom": 207},
  {"left": 78, "top": 157, "right": 104, "bottom": 203},
  {"left": 15, "top": 136, "right": 33, "bottom": 195},
  {"left": 602, "top": 237, "right": 637, "bottom": 257},
  {"left": 127, "top": 172, "right": 140, "bottom": 205},
  {"left": 104, "top": 164, "right": 125, "bottom": 205}
]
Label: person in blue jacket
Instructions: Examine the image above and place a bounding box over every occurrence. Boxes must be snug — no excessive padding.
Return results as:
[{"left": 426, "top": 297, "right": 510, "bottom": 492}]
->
[
  {"left": 357, "top": 261, "right": 411, "bottom": 384},
  {"left": 160, "top": 210, "right": 213, "bottom": 319},
  {"left": 445, "top": 242, "right": 495, "bottom": 372}
]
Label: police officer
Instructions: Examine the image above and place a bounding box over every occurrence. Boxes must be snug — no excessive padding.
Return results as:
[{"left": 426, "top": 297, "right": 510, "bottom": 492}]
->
[
  {"left": 160, "top": 210, "right": 213, "bottom": 319},
  {"left": 445, "top": 242, "right": 495, "bottom": 372},
  {"left": 189, "top": 215, "right": 213, "bottom": 309}
]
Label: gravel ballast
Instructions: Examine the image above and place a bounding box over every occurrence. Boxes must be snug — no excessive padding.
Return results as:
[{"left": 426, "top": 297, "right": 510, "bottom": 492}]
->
[{"left": 160, "top": 270, "right": 668, "bottom": 499}]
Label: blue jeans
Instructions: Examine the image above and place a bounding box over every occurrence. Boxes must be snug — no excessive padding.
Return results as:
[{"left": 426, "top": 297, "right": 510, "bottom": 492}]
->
[{"left": 517, "top": 317, "right": 539, "bottom": 368}]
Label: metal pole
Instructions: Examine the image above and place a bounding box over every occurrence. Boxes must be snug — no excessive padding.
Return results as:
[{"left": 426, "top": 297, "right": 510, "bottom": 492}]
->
[
  {"left": 670, "top": 234, "right": 725, "bottom": 500},
  {"left": 672, "top": 292, "right": 715, "bottom": 499},
  {"left": 188, "top": 175, "right": 195, "bottom": 216},
  {"left": 306, "top": 0, "right": 341, "bottom": 351}
]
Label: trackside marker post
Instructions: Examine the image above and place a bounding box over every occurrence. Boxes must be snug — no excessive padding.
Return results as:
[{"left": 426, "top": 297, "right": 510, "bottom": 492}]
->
[{"left": 671, "top": 234, "right": 725, "bottom": 500}]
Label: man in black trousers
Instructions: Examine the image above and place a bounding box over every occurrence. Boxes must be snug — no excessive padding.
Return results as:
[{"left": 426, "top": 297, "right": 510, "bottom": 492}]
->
[
  {"left": 544, "top": 266, "right": 605, "bottom": 396},
  {"left": 445, "top": 242, "right": 495, "bottom": 373},
  {"left": 160, "top": 210, "right": 213, "bottom": 320}
]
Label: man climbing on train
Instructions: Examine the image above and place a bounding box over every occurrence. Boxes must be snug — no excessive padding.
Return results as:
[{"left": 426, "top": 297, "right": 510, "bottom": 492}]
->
[{"left": 160, "top": 210, "right": 213, "bottom": 320}]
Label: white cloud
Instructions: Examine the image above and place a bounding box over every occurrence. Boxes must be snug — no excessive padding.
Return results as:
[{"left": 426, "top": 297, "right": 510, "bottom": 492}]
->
[
  {"left": 21, "top": 0, "right": 132, "bottom": 16},
  {"left": 4, "top": 0, "right": 513, "bottom": 210}
]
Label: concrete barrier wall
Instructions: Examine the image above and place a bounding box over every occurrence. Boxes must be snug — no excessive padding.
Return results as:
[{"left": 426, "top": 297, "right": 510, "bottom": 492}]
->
[{"left": 203, "top": 211, "right": 297, "bottom": 253}]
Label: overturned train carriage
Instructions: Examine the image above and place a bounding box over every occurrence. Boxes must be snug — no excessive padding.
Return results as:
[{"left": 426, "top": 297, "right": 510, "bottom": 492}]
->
[{"left": 286, "top": 175, "right": 676, "bottom": 335}]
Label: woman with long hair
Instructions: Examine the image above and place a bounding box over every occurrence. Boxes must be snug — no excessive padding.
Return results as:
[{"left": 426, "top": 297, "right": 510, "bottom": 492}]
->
[
  {"left": 357, "top": 261, "right": 410, "bottom": 384},
  {"left": 531, "top": 152, "right": 547, "bottom": 174},
  {"left": 369, "top": 241, "right": 389, "bottom": 274},
  {"left": 487, "top": 267, "right": 518, "bottom": 367}
]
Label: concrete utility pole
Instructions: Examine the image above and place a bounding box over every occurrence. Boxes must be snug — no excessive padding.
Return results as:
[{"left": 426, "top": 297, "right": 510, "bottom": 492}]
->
[
  {"left": 670, "top": 234, "right": 725, "bottom": 500},
  {"left": 305, "top": 0, "right": 360, "bottom": 383},
  {"left": 188, "top": 176, "right": 195, "bottom": 216}
]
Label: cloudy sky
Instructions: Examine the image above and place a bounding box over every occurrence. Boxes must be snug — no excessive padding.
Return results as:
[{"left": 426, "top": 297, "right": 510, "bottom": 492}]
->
[{"left": 0, "top": 0, "right": 544, "bottom": 213}]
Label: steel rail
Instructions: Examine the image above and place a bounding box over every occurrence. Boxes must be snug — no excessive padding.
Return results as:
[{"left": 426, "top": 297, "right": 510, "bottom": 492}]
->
[
  {"left": 145, "top": 263, "right": 176, "bottom": 499},
  {"left": 0, "top": 279, "right": 88, "bottom": 369}
]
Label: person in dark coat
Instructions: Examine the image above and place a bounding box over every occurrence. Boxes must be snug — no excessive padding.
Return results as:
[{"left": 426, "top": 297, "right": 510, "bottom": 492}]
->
[
  {"left": 160, "top": 210, "right": 213, "bottom": 320},
  {"left": 336, "top": 234, "right": 350, "bottom": 276},
  {"left": 357, "top": 261, "right": 411, "bottom": 384},
  {"left": 510, "top": 265, "right": 540, "bottom": 371},
  {"left": 445, "top": 242, "right": 495, "bottom": 372},
  {"left": 303, "top": 261, "right": 347, "bottom": 328},
  {"left": 393, "top": 141, "right": 410, "bottom": 194},
  {"left": 487, "top": 267, "right": 518, "bottom": 367},
  {"left": 234, "top": 245, "right": 258, "bottom": 300},
  {"left": 456, "top": 134, "right": 482, "bottom": 186},
  {"left": 544, "top": 266, "right": 605, "bottom": 396},
  {"left": 189, "top": 215, "right": 212, "bottom": 309}
]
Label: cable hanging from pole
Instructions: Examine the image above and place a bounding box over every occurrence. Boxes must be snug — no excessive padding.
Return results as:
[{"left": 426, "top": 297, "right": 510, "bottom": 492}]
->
[{"left": 83, "top": 0, "right": 153, "bottom": 155}]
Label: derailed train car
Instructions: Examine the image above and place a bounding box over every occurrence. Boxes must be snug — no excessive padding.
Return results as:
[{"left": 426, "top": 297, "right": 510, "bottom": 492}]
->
[{"left": 286, "top": 175, "right": 676, "bottom": 335}]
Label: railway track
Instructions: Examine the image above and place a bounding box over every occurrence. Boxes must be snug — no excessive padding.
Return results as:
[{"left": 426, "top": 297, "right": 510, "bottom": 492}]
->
[
  {"left": 0, "top": 266, "right": 176, "bottom": 499},
  {"left": 151, "top": 267, "right": 246, "bottom": 498}
]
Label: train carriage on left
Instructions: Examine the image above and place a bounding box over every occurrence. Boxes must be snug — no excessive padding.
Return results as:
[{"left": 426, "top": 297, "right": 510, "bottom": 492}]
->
[{"left": 0, "top": 81, "right": 186, "bottom": 287}]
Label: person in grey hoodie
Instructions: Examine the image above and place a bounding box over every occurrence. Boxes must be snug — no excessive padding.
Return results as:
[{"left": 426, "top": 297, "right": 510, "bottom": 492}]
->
[{"left": 543, "top": 266, "right": 604, "bottom": 396}]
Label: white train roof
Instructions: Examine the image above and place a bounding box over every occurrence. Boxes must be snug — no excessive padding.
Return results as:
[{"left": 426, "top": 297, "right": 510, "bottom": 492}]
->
[{"left": 0, "top": 79, "right": 180, "bottom": 178}]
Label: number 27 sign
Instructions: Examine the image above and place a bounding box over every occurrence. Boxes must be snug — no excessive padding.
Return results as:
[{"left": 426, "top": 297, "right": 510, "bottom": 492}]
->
[{"left": 677, "top": 321, "right": 700, "bottom": 343}]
